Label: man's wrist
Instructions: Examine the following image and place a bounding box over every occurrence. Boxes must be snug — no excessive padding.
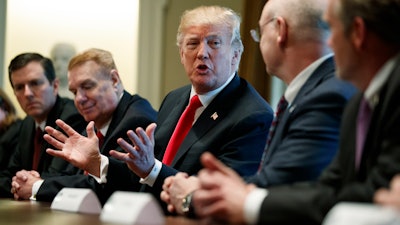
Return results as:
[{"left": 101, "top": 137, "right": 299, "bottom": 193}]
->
[
  {"left": 181, "top": 191, "right": 196, "bottom": 217},
  {"left": 30, "top": 179, "right": 44, "bottom": 201}
]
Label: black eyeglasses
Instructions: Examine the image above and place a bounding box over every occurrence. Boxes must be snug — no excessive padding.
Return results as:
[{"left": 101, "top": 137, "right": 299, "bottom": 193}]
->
[{"left": 250, "top": 17, "right": 276, "bottom": 43}]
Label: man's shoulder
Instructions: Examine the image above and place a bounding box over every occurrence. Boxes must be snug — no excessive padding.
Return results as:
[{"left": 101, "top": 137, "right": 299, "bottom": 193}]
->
[{"left": 121, "top": 92, "right": 157, "bottom": 116}]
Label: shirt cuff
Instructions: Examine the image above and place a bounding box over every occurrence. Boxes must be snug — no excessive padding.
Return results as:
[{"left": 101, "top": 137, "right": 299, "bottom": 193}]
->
[
  {"left": 244, "top": 188, "right": 268, "bottom": 225},
  {"left": 30, "top": 179, "right": 44, "bottom": 201},
  {"left": 88, "top": 154, "right": 109, "bottom": 184},
  {"left": 139, "top": 159, "right": 162, "bottom": 187}
]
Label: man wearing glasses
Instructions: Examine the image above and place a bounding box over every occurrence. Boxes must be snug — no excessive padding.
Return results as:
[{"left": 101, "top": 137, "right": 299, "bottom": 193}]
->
[{"left": 161, "top": 0, "right": 357, "bottom": 217}]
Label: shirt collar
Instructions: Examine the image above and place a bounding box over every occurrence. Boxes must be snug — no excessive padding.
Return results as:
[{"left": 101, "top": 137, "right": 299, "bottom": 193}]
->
[
  {"left": 364, "top": 53, "right": 400, "bottom": 108},
  {"left": 284, "top": 53, "right": 333, "bottom": 105},
  {"left": 36, "top": 121, "right": 46, "bottom": 132},
  {"left": 190, "top": 72, "right": 236, "bottom": 107}
]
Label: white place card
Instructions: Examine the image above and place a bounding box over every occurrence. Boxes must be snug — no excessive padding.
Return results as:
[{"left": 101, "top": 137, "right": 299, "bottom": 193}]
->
[
  {"left": 100, "top": 191, "right": 165, "bottom": 225},
  {"left": 50, "top": 188, "right": 102, "bottom": 214},
  {"left": 323, "top": 202, "right": 400, "bottom": 225}
]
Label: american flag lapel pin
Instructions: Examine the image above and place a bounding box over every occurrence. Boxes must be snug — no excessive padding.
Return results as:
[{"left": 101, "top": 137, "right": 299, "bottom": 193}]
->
[{"left": 211, "top": 112, "right": 218, "bottom": 120}]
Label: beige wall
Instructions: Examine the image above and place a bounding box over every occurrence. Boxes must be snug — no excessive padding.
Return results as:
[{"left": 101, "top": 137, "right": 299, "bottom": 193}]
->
[
  {"left": 160, "top": 0, "right": 243, "bottom": 103},
  {"left": 1, "top": 0, "right": 244, "bottom": 115},
  {"left": 3, "top": 0, "right": 139, "bottom": 117}
]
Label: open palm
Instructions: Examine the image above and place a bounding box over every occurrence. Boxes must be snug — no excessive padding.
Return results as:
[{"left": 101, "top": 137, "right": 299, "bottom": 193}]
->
[{"left": 44, "top": 119, "right": 101, "bottom": 172}]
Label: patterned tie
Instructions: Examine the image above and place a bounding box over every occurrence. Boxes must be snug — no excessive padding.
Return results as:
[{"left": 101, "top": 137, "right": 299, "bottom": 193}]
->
[
  {"left": 258, "top": 95, "right": 288, "bottom": 172},
  {"left": 355, "top": 97, "right": 372, "bottom": 170},
  {"left": 162, "top": 95, "right": 202, "bottom": 165},
  {"left": 32, "top": 127, "right": 43, "bottom": 171}
]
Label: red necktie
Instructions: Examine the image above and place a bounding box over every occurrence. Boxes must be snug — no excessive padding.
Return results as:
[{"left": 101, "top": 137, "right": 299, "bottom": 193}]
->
[
  {"left": 258, "top": 95, "right": 288, "bottom": 172},
  {"left": 32, "top": 127, "right": 43, "bottom": 171},
  {"left": 162, "top": 95, "right": 202, "bottom": 165},
  {"left": 355, "top": 97, "right": 372, "bottom": 170},
  {"left": 97, "top": 130, "right": 105, "bottom": 149}
]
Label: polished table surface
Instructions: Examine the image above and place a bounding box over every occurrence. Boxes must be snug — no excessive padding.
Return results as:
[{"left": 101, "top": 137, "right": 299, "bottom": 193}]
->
[{"left": 0, "top": 199, "right": 200, "bottom": 225}]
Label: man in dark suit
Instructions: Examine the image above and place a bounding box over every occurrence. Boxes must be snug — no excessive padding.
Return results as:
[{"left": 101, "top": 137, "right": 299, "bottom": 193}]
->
[
  {"left": 160, "top": 0, "right": 356, "bottom": 216},
  {"left": 11, "top": 48, "right": 157, "bottom": 203},
  {"left": 0, "top": 53, "right": 87, "bottom": 198},
  {"left": 192, "top": 0, "right": 400, "bottom": 224},
  {"left": 44, "top": 6, "right": 273, "bottom": 207}
]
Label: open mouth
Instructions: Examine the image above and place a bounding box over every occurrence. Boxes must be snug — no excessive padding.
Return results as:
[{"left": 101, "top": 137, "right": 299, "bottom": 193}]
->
[{"left": 196, "top": 64, "right": 209, "bottom": 74}]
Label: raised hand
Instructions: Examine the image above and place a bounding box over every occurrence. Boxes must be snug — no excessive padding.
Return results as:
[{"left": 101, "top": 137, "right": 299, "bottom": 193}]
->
[
  {"left": 110, "top": 123, "right": 157, "bottom": 178},
  {"left": 44, "top": 119, "right": 102, "bottom": 176}
]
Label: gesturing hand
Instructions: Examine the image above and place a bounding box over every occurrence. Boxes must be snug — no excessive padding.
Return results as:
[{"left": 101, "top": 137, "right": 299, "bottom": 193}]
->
[
  {"left": 110, "top": 123, "right": 157, "bottom": 179},
  {"left": 44, "top": 119, "right": 102, "bottom": 176}
]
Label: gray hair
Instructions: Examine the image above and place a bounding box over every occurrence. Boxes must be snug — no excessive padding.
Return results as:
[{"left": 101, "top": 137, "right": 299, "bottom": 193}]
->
[
  {"left": 266, "top": 0, "right": 330, "bottom": 42},
  {"left": 176, "top": 5, "right": 244, "bottom": 54}
]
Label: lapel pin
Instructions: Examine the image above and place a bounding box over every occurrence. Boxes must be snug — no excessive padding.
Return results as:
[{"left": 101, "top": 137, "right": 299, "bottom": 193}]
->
[
  {"left": 211, "top": 112, "right": 218, "bottom": 120},
  {"left": 289, "top": 105, "right": 296, "bottom": 113}
]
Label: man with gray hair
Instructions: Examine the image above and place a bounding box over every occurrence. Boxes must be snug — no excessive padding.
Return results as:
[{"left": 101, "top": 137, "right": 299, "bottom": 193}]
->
[
  {"left": 161, "top": 0, "right": 356, "bottom": 217},
  {"left": 193, "top": 0, "right": 400, "bottom": 224},
  {"left": 44, "top": 5, "right": 273, "bottom": 207}
]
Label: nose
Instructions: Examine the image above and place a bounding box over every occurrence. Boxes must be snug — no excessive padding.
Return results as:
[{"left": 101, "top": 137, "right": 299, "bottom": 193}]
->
[
  {"left": 197, "top": 42, "right": 210, "bottom": 60},
  {"left": 75, "top": 89, "right": 88, "bottom": 104},
  {"left": 23, "top": 84, "right": 34, "bottom": 97}
]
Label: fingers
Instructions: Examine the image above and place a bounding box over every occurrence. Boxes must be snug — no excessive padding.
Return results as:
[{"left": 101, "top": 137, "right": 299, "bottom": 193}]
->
[
  {"left": 389, "top": 175, "right": 400, "bottom": 193},
  {"left": 160, "top": 190, "right": 171, "bottom": 205},
  {"left": 55, "top": 119, "right": 81, "bottom": 137},
  {"left": 46, "top": 148, "right": 67, "bottom": 160},
  {"left": 175, "top": 172, "right": 189, "bottom": 179},
  {"left": 374, "top": 188, "right": 389, "bottom": 204},
  {"left": 116, "top": 137, "right": 139, "bottom": 159},
  {"left": 145, "top": 123, "right": 157, "bottom": 144},
  {"left": 43, "top": 129, "right": 67, "bottom": 149},
  {"left": 125, "top": 130, "right": 144, "bottom": 156},
  {"left": 192, "top": 188, "right": 223, "bottom": 217},
  {"left": 43, "top": 136, "right": 63, "bottom": 151},
  {"left": 29, "top": 170, "right": 40, "bottom": 178},
  {"left": 86, "top": 121, "right": 96, "bottom": 139},
  {"left": 163, "top": 176, "right": 173, "bottom": 191},
  {"left": 109, "top": 150, "right": 131, "bottom": 163},
  {"left": 15, "top": 170, "right": 29, "bottom": 181}
]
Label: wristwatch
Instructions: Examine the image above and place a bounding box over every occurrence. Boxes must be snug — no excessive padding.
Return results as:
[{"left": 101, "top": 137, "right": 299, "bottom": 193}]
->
[{"left": 181, "top": 192, "right": 194, "bottom": 216}]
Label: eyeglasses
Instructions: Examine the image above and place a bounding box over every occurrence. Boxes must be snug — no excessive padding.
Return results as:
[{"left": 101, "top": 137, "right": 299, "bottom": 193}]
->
[{"left": 250, "top": 17, "right": 276, "bottom": 43}]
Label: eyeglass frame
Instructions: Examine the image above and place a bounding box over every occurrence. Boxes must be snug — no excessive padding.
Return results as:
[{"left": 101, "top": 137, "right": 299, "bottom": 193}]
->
[{"left": 250, "top": 17, "right": 277, "bottom": 43}]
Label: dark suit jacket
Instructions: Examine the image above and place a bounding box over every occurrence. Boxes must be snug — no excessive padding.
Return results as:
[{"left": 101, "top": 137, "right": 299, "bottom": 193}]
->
[
  {"left": 0, "top": 96, "right": 87, "bottom": 197},
  {"left": 106, "top": 74, "right": 274, "bottom": 205},
  {"left": 247, "top": 57, "right": 357, "bottom": 187},
  {"left": 0, "top": 120, "right": 22, "bottom": 170},
  {"left": 257, "top": 56, "right": 400, "bottom": 225},
  {"left": 35, "top": 91, "right": 157, "bottom": 203}
]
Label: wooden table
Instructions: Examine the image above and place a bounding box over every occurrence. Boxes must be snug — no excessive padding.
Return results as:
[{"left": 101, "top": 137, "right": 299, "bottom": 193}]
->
[{"left": 0, "top": 199, "right": 200, "bottom": 225}]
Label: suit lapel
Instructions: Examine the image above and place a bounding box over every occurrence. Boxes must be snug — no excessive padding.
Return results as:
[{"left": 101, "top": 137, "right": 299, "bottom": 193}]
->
[
  {"left": 360, "top": 56, "right": 400, "bottom": 176},
  {"left": 170, "top": 75, "right": 242, "bottom": 166},
  {"left": 265, "top": 57, "right": 335, "bottom": 159}
]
